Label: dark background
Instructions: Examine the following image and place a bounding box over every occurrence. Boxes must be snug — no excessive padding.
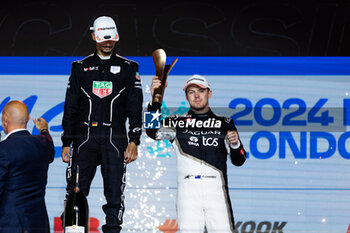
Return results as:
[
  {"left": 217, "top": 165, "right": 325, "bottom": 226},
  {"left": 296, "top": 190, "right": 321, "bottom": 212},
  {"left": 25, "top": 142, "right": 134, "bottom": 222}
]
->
[{"left": 1, "top": 0, "right": 349, "bottom": 56}]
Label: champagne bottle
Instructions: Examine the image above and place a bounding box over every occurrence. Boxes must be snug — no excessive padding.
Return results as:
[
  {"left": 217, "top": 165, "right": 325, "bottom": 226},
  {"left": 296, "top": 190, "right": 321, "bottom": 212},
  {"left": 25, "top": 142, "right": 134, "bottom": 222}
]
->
[{"left": 63, "top": 165, "right": 89, "bottom": 233}]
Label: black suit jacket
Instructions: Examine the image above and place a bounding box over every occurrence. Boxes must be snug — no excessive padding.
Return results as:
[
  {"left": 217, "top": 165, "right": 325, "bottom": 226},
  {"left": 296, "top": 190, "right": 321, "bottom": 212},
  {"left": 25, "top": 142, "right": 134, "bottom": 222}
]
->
[{"left": 0, "top": 130, "right": 54, "bottom": 233}]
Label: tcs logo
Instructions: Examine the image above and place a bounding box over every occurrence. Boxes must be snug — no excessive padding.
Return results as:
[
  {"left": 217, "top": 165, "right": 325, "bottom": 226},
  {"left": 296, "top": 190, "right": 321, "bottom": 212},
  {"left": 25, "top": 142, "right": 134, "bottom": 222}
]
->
[{"left": 202, "top": 137, "right": 218, "bottom": 146}]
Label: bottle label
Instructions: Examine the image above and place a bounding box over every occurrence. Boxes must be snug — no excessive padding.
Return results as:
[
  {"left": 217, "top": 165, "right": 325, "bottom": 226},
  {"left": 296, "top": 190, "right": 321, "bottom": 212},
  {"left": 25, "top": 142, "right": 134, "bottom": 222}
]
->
[{"left": 65, "top": 226, "right": 85, "bottom": 233}]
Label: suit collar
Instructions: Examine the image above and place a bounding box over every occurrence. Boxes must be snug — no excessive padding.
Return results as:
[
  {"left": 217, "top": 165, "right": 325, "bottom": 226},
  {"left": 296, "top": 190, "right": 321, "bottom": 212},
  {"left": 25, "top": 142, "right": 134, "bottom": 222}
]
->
[
  {"left": 187, "top": 108, "right": 215, "bottom": 118},
  {"left": 2, "top": 129, "right": 29, "bottom": 141},
  {"left": 93, "top": 51, "right": 117, "bottom": 62}
]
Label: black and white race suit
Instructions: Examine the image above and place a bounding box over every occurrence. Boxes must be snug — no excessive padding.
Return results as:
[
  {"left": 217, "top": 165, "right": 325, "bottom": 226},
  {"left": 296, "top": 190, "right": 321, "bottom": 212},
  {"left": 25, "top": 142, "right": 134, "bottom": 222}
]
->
[
  {"left": 146, "top": 105, "right": 246, "bottom": 233},
  {"left": 61, "top": 52, "right": 143, "bottom": 233}
]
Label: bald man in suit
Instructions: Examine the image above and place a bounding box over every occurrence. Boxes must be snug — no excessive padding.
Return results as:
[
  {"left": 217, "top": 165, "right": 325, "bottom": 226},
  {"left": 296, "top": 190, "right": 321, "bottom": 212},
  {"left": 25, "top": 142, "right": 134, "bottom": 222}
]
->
[{"left": 0, "top": 100, "right": 55, "bottom": 233}]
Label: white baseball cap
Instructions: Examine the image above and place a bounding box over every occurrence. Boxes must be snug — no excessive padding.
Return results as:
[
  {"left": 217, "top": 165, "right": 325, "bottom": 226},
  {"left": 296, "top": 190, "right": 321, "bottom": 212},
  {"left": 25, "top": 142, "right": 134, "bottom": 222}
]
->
[
  {"left": 183, "top": 74, "right": 210, "bottom": 91},
  {"left": 90, "top": 16, "right": 119, "bottom": 43}
]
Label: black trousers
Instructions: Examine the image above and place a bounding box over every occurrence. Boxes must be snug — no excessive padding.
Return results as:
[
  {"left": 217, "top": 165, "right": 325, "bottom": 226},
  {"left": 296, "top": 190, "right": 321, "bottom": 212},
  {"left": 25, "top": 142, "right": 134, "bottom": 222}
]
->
[{"left": 65, "top": 132, "right": 126, "bottom": 233}]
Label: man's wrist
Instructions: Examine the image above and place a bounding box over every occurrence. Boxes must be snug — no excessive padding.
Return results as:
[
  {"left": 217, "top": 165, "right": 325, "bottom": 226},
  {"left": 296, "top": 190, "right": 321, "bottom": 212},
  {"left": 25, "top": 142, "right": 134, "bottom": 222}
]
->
[
  {"left": 230, "top": 140, "right": 241, "bottom": 149},
  {"left": 129, "top": 138, "right": 140, "bottom": 146},
  {"left": 62, "top": 138, "right": 72, "bottom": 148},
  {"left": 148, "top": 102, "right": 161, "bottom": 112},
  {"left": 40, "top": 129, "right": 49, "bottom": 134}
]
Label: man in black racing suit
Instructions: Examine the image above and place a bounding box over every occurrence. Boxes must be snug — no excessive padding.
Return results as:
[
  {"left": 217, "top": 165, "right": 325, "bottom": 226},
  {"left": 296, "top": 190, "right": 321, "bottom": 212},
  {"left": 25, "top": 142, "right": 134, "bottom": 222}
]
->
[
  {"left": 146, "top": 75, "right": 246, "bottom": 232},
  {"left": 61, "top": 16, "right": 143, "bottom": 233}
]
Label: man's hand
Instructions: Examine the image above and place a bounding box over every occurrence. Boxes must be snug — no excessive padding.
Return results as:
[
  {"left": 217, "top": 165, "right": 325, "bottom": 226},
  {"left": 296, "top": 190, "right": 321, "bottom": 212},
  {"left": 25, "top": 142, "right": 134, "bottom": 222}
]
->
[
  {"left": 150, "top": 76, "right": 168, "bottom": 96},
  {"left": 61, "top": 146, "right": 70, "bottom": 163},
  {"left": 157, "top": 219, "right": 178, "bottom": 233},
  {"left": 226, "top": 130, "right": 239, "bottom": 146},
  {"left": 125, "top": 142, "right": 138, "bottom": 164},
  {"left": 33, "top": 117, "right": 48, "bottom": 132}
]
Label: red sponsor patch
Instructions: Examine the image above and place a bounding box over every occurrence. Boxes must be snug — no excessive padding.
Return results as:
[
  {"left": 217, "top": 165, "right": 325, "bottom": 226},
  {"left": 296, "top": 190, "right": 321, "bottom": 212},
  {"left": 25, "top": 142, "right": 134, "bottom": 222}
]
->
[{"left": 240, "top": 148, "right": 245, "bottom": 156}]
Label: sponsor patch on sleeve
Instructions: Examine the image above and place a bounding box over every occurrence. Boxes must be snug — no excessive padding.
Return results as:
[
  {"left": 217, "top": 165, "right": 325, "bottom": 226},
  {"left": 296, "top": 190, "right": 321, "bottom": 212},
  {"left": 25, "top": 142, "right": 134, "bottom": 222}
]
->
[
  {"left": 240, "top": 148, "right": 246, "bottom": 157},
  {"left": 134, "top": 72, "right": 142, "bottom": 89},
  {"left": 136, "top": 72, "right": 141, "bottom": 80}
]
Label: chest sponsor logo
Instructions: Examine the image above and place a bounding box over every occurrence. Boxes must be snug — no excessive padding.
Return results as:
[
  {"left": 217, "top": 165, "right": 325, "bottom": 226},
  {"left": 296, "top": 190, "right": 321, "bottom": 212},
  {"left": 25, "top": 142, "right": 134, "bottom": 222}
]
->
[
  {"left": 182, "top": 129, "right": 221, "bottom": 135},
  {"left": 92, "top": 81, "right": 113, "bottom": 98},
  {"left": 84, "top": 66, "right": 99, "bottom": 71},
  {"left": 202, "top": 136, "right": 219, "bottom": 146},
  {"left": 188, "top": 136, "right": 200, "bottom": 146},
  {"left": 110, "top": 66, "right": 120, "bottom": 74},
  {"left": 188, "top": 141, "right": 199, "bottom": 147}
]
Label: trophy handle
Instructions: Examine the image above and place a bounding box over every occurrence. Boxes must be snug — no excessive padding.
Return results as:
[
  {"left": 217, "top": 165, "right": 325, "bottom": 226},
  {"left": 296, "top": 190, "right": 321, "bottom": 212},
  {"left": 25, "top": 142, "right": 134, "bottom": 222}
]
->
[{"left": 164, "top": 58, "right": 178, "bottom": 82}]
